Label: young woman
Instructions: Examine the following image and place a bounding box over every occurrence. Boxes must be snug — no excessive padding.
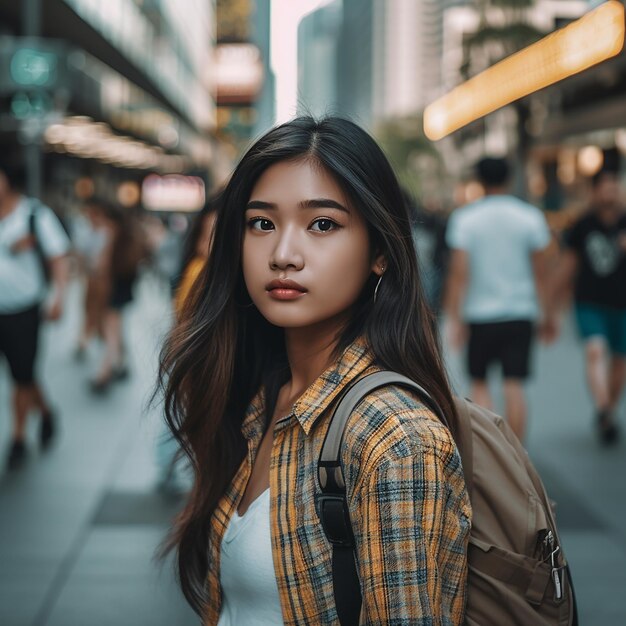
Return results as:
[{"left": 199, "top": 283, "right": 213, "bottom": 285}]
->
[{"left": 158, "top": 117, "right": 471, "bottom": 625}]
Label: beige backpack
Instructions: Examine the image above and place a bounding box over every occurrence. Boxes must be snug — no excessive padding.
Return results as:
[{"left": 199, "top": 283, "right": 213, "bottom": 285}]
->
[{"left": 316, "top": 371, "right": 577, "bottom": 625}]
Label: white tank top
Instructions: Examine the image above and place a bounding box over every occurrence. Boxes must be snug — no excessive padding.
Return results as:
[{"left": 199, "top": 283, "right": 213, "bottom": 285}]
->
[{"left": 217, "top": 488, "right": 284, "bottom": 625}]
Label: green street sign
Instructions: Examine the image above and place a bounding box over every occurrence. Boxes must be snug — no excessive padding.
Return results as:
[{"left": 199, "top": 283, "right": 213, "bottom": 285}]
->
[
  {"left": 10, "top": 48, "right": 58, "bottom": 87},
  {"left": 11, "top": 91, "right": 53, "bottom": 118}
]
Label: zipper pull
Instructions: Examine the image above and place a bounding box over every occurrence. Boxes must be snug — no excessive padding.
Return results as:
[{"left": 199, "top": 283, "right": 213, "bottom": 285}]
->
[{"left": 551, "top": 566, "right": 563, "bottom": 600}]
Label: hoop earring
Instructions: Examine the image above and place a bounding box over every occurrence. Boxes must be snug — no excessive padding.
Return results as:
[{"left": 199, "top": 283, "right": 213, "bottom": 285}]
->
[{"left": 373, "top": 270, "right": 385, "bottom": 303}]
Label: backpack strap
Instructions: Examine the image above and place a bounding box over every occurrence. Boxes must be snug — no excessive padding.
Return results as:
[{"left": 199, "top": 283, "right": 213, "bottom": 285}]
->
[
  {"left": 452, "top": 397, "right": 475, "bottom": 499},
  {"left": 316, "top": 370, "right": 449, "bottom": 626},
  {"left": 28, "top": 199, "right": 50, "bottom": 283}
]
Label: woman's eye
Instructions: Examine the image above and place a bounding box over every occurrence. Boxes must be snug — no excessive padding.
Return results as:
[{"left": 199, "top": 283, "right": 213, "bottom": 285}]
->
[
  {"left": 248, "top": 218, "right": 274, "bottom": 231},
  {"left": 310, "top": 218, "right": 338, "bottom": 233}
]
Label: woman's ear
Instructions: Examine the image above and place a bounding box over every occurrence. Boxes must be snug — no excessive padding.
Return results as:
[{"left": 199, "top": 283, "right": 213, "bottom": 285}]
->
[{"left": 371, "top": 254, "right": 386, "bottom": 276}]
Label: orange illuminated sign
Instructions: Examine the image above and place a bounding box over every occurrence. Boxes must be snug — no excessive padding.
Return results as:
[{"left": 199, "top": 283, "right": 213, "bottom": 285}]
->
[{"left": 424, "top": 1, "right": 625, "bottom": 141}]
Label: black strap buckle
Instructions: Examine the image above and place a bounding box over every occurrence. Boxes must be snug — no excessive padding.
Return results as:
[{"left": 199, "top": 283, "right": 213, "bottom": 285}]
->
[{"left": 316, "top": 493, "right": 355, "bottom": 548}]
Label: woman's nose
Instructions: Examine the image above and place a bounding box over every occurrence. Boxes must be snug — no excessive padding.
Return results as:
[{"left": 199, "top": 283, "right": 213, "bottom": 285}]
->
[{"left": 269, "top": 227, "right": 304, "bottom": 271}]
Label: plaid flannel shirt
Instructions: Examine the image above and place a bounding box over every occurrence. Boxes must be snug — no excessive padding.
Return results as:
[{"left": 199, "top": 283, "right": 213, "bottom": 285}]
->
[{"left": 205, "top": 338, "right": 471, "bottom": 625}]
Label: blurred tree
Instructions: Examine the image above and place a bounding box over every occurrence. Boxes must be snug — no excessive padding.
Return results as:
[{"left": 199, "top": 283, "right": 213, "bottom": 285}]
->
[
  {"left": 376, "top": 116, "right": 441, "bottom": 199},
  {"left": 462, "top": 0, "right": 546, "bottom": 197},
  {"left": 217, "top": 0, "right": 252, "bottom": 43}
]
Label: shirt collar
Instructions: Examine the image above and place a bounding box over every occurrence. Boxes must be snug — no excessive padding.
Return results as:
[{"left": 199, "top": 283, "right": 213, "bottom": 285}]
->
[{"left": 241, "top": 337, "right": 375, "bottom": 439}]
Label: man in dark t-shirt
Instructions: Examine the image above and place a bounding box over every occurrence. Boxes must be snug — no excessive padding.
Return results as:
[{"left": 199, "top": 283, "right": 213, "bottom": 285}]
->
[{"left": 557, "top": 171, "right": 626, "bottom": 444}]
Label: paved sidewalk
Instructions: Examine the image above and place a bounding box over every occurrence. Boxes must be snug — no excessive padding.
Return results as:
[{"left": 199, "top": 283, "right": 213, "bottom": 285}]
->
[{"left": 0, "top": 276, "right": 197, "bottom": 626}]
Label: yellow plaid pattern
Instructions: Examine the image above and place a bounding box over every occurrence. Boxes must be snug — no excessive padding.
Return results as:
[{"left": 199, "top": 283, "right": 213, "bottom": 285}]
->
[{"left": 205, "top": 338, "right": 471, "bottom": 625}]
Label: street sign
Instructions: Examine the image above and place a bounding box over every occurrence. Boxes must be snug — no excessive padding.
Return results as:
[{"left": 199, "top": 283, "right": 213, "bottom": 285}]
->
[
  {"left": 0, "top": 37, "right": 66, "bottom": 94},
  {"left": 10, "top": 47, "right": 58, "bottom": 87},
  {"left": 10, "top": 91, "right": 53, "bottom": 118}
]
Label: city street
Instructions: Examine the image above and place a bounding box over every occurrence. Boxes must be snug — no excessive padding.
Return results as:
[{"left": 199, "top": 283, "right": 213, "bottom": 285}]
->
[{"left": 1, "top": 275, "right": 625, "bottom": 625}]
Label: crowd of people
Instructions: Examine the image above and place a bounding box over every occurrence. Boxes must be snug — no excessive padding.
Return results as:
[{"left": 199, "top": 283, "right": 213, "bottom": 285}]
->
[{"left": 443, "top": 157, "right": 626, "bottom": 446}]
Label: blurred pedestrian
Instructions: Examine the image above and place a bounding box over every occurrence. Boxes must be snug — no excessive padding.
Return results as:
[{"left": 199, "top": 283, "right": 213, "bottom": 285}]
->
[
  {"left": 404, "top": 190, "right": 449, "bottom": 315},
  {"left": 174, "top": 197, "right": 219, "bottom": 314},
  {"left": 143, "top": 213, "right": 185, "bottom": 297},
  {"left": 445, "top": 157, "right": 554, "bottom": 442},
  {"left": 0, "top": 157, "right": 70, "bottom": 470},
  {"left": 156, "top": 198, "right": 218, "bottom": 495},
  {"left": 90, "top": 202, "right": 147, "bottom": 393},
  {"left": 72, "top": 198, "right": 112, "bottom": 359},
  {"left": 552, "top": 170, "right": 626, "bottom": 444},
  {"left": 157, "top": 117, "right": 469, "bottom": 624}
]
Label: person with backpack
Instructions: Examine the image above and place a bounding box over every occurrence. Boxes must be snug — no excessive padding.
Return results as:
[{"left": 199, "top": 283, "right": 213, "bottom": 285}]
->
[
  {"left": 0, "top": 157, "right": 70, "bottom": 470},
  {"left": 157, "top": 117, "right": 471, "bottom": 624},
  {"left": 444, "top": 157, "right": 556, "bottom": 443},
  {"left": 155, "top": 197, "right": 220, "bottom": 495}
]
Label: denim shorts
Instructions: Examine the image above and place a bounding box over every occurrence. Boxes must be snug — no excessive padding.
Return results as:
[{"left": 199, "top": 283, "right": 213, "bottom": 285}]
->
[{"left": 575, "top": 303, "right": 626, "bottom": 356}]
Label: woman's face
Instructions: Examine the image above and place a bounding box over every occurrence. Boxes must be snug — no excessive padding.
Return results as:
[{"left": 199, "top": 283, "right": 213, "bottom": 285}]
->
[{"left": 242, "top": 159, "right": 383, "bottom": 330}]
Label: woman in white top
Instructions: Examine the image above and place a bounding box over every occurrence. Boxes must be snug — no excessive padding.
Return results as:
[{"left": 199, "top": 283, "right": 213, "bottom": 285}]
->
[{"left": 156, "top": 117, "right": 470, "bottom": 625}]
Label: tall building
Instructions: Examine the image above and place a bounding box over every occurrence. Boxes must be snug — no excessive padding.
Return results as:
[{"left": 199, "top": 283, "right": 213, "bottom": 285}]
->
[
  {"left": 336, "top": 0, "right": 375, "bottom": 126},
  {"left": 372, "top": 0, "right": 445, "bottom": 120},
  {"left": 251, "top": 0, "right": 275, "bottom": 137},
  {"left": 297, "top": 0, "right": 342, "bottom": 119},
  {"left": 299, "top": 0, "right": 447, "bottom": 129},
  {"left": 214, "top": 0, "right": 275, "bottom": 172},
  {"left": 0, "top": 0, "right": 216, "bottom": 203}
]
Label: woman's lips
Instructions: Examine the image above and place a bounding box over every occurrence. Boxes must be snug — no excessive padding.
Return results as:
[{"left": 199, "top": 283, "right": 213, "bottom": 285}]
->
[{"left": 266, "top": 279, "right": 308, "bottom": 301}]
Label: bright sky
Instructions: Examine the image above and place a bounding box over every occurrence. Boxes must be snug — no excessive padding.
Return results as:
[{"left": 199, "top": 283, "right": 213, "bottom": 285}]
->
[{"left": 270, "top": 0, "right": 335, "bottom": 123}]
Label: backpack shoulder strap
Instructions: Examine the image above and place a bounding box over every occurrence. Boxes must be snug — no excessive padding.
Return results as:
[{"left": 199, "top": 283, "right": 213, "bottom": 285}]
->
[
  {"left": 452, "top": 397, "right": 475, "bottom": 499},
  {"left": 27, "top": 198, "right": 50, "bottom": 283},
  {"left": 319, "top": 371, "right": 448, "bottom": 490},
  {"left": 316, "top": 370, "right": 449, "bottom": 626},
  {"left": 28, "top": 199, "right": 37, "bottom": 235}
]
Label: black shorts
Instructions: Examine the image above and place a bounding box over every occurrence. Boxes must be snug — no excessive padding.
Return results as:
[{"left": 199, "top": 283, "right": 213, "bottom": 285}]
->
[
  {"left": 110, "top": 277, "right": 135, "bottom": 310},
  {"left": 468, "top": 320, "right": 534, "bottom": 380},
  {"left": 0, "top": 304, "right": 41, "bottom": 385}
]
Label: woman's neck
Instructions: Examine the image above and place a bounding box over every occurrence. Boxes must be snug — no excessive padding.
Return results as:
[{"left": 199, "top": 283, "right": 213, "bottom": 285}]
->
[{"left": 282, "top": 316, "right": 347, "bottom": 403}]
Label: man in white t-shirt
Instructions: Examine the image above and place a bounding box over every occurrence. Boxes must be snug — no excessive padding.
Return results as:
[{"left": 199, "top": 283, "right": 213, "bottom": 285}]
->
[
  {"left": 445, "top": 157, "right": 555, "bottom": 442},
  {"left": 0, "top": 159, "right": 70, "bottom": 470}
]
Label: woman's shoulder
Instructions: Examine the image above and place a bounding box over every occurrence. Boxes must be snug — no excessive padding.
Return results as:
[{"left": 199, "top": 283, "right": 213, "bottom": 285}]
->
[{"left": 341, "top": 383, "right": 457, "bottom": 470}]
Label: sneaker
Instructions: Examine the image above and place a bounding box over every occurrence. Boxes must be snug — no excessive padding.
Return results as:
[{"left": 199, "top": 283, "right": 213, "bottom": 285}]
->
[
  {"left": 90, "top": 373, "right": 113, "bottom": 395},
  {"left": 113, "top": 365, "right": 130, "bottom": 382},
  {"left": 6, "top": 440, "right": 27, "bottom": 471},
  {"left": 597, "top": 410, "right": 620, "bottom": 446},
  {"left": 40, "top": 410, "right": 57, "bottom": 449}
]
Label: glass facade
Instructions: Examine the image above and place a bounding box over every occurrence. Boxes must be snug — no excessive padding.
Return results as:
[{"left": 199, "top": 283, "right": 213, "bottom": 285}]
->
[{"left": 62, "top": 0, "right": 215, "bottom": 130}]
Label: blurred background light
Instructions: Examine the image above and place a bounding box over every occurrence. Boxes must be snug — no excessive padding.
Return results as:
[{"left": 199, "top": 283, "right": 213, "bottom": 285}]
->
[
  {"left": 43, "top": 116, "right": 186, "bottom": 172},
  {"left": 577, "top": 144, "right": 604, "bottom": 176},
  {"left": 73, "top": 176, "right": 95, "bottom": 200},
  {"left": 141, "top": 173, "right": 206, "bottom": 212},
  {"left": 116, "top": 181, "right": 141, "bottom": 207},
  {"left": 424, "top": 1, "right": 625, "bottom": 141},
  {"left": 615, "top": 128, "right": 626, "bottom": 155}
]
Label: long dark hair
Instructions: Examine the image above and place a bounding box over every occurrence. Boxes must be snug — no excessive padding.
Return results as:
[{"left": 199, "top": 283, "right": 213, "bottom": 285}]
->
[{"left": 157, "top": 116, "right": 458, "bottom": 615}]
